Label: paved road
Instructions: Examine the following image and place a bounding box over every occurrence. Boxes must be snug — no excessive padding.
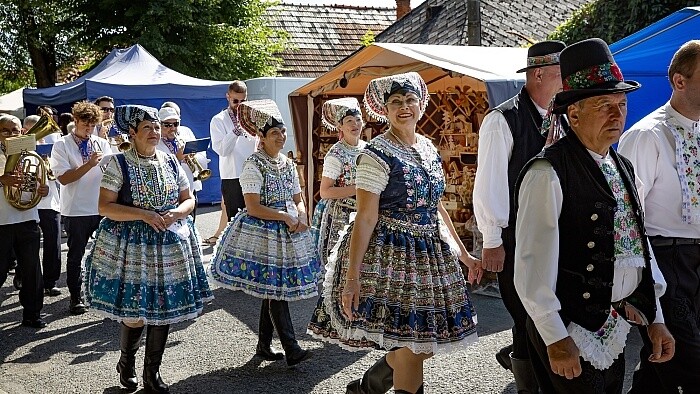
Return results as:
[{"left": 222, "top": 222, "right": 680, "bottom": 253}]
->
[{"left": 0, "top": 205, "right": 644, "bottom": 393}]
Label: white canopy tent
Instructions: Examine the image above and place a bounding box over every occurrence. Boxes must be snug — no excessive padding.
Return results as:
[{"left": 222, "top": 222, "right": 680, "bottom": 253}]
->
[
  {"left": 0, "top": 88, "right": 25, "bottom": 118},
  {"left": 288, "top": 43, "right": 529, "bottom": 203}
]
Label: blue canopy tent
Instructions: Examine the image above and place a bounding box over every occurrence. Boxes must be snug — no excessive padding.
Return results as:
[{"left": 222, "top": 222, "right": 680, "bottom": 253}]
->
[
  {"left": 610, "top": 6, "right": 700, "bottom": 129},
  {"left": 23, "top": 44, "right": 231, "bottom": 204}
]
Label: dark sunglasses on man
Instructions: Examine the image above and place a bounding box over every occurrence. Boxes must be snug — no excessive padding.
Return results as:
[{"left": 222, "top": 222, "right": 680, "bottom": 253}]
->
[
  {"left": 230, "top": 98, "right": 246, "bottom": 104},
  {"left": 100, "top": 107, "right": 115, "bottom": 113}
]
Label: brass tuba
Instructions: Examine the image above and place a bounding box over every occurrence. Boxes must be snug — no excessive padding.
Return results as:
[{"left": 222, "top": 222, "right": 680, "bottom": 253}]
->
[{"left": 3, "top": 111, "right": 61, "bottom": 210}]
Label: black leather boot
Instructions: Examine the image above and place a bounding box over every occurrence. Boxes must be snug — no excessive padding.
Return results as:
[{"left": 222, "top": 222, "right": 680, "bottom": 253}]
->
[
  {"left": 269, "top": 300, "right": 311, "bottom": 367},
  {"left": 256, "top": 300, "right": 284, "bottom": 361},
  {"left": 143, "top": 325, "right": 170, "bottom": 393},
  {"left": 511, "top": 355, "right": 539, "bottom": 394},
  {"left": 116, "top": 323, "right": 144, "bottom": 391},
  {"left": 346, "top": 355, "right": 394, "bottom": 393}
]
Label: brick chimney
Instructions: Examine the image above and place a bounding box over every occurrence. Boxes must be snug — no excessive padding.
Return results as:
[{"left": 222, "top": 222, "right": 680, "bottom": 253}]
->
[{"left": 396, "top": 0, "right": 411, "bottom": 20}]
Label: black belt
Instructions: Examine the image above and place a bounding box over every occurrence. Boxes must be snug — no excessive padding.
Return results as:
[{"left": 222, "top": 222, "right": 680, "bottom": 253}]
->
[{"left": 649, "top": 236, "right": 700, "bottom": 247}]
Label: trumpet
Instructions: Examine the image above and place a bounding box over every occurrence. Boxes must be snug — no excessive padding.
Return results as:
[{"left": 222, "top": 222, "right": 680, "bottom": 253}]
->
[
  {"left": 3, "top": 110, "right": 61, "bottom": 210},
  {"left": 102, "top": 119, "right": 131, "bottom": 152},
  {"left": 177, "top": 138, "right": 211, "bottom": 181}
]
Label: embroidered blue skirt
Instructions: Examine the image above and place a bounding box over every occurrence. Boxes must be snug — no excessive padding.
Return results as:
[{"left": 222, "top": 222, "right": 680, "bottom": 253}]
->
[
  {"left": 209, "top": 209, "right": 322, "bottom": 301},
  {"left": 84, "top": 217, "right": 213, "bottom": 325},
  {"left": 311, "top": 211, "right": 478, "bottom": 354}
]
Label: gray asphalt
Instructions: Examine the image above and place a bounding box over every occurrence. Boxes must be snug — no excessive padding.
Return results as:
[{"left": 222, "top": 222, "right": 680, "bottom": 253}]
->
[{"left": 0, "top": 205, "right": 644, "bottom": 393}]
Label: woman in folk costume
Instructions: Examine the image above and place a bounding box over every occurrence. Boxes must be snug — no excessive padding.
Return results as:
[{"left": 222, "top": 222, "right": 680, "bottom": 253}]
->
[
  {"left": 308, "top": 98, "right": 367, "bottom": 340},
  {"left": 84, "top": 105, "right": 213, "bottom": 393},
  {"left": 310, "top": 98, "right": 367, "bottom": 264},
  {"left": 322, "top": 72, "right": 482, "bottom": 394},
  {"left": 209, "top": 99, "right": 321, "bottom": 367}
]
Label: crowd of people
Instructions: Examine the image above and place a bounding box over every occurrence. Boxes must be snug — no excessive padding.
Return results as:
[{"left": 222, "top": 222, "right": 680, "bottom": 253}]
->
[{"left": 1, "top": 37, "right": 699, "bottom": 394}]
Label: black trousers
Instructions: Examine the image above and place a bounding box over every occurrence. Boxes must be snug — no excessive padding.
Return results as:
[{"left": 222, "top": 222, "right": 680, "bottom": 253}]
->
[
  {"left": 63, "top": 215, "right": 101, "bottom": 297},
  {"left": 191, "top": 190, "right": 198, "bottom": 223},
  {"left": 38, "top": 209, "right": 61, "bottom": 289},
  {"left": 221, "top": 179, "right": 245, "bottom": 221},
  {"left": 526, "top": 317, "right": 625, "bottom": 394},
  {"left": 0, "top": 221, "right": 44, "bottom": 320},
  {"left": 498, "top": 226, "right": 531, "bottom": 359},
  {"left": 629, "top": 241, "right": 700, "bottom": 393}
]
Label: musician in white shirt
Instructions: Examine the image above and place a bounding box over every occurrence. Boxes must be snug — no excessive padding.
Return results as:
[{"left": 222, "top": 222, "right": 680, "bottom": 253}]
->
[
  {"left": 618, "top": 40, "right": 700, "bottom": 393},
  {"left": 209, "top": 80, "right": 258, "bottom": 220},
  {"left": 52, "top": 101, "right": 112, "bottom": 315},
  {"left": 0, "top": 114, "right": 48, "bottom": 328}
]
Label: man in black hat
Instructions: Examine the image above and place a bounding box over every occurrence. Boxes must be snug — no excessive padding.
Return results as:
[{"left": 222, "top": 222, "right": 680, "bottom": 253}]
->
[
  {"left": 514, "top": 38, "right": 675, "bottom": 393},
  {"left": 619, "top": 40, "right": 700, "bottom": 393},
  {"left": 473, "top": 40, "right": 565, "bottom": 393}
]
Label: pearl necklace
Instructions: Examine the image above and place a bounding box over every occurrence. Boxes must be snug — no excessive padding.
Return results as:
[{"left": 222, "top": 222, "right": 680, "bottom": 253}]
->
[
  {"left": 132, "top": 150, "right": 168, "bottom": 209},
  {"left": 387, "top": 129, "right": 415, "bottom": 148}
]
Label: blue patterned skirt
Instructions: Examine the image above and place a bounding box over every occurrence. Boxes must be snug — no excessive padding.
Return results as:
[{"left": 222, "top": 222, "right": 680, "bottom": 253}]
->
[
  {"left": 84, "top": 217, "right": 214, "bottom": 325},
  {"left": 311, "top": 197, "right": 356, "bottom": 268},
  {"left": 209, "top": 209, "right": 321, "bottom": 301},
  {"left": 310, "top": 210, "right": 478, "bottom": 354}
]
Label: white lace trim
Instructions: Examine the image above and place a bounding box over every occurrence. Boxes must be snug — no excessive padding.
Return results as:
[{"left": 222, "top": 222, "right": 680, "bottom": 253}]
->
[
  {"left": 321, "top": 155, "right": 343, "bottom": 180},
  {"left": 239, "top": 163, "right": 263, "bottom": 194},
  {"left": 567, "top": 313, "right": 631, "bottom": 370},
  {"left": 85, "top": 301, "right": 213, "bottom": 326},
  {"left": 614, "top": 255, "right": 646, "bottom": 269},
  {"left": 308, "top": 327, "right": 479, "bottom": 355},
  {"left": 355, "top": 154, "right": 389, "bottom": 195}
]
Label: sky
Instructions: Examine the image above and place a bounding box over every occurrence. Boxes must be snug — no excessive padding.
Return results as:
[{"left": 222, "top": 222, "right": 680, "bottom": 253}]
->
[{"left": 282, "top": 0, "right": 427, "bottom": 7}]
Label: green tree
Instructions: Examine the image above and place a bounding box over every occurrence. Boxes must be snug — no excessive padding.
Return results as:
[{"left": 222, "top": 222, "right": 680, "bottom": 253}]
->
[
  {"left": 0, "top": 0, "right": 289, "bottom": 93},
  {"left": 360, "top": 29, "right": 375, "bottom": 47},
  {"left": 549, "top": 0, "right": 697, "bottom": 44},
  {"left": 69, "top": 0, "right": 289, "bottom": 81}
]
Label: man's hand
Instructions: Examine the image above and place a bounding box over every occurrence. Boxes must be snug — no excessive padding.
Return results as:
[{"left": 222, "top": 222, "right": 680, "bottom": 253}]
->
[
  {"left": 0, "top": 173, "right": 23, "bottom": 187},
  {"left": 547, "top": 336, "right": 582, "bottom": 380},
  {"left": 481, "top": 245, "right": 505, "bottom": 272},
  {"left": 37, "top": 184, "right": 49, "bottom": 197},
  {"left": 647, "top": 323, "right": 675, "bottom": 363}
]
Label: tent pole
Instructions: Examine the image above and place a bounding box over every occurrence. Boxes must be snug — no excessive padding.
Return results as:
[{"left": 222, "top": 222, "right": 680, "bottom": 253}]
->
[{"left": 307, "top": 94, "right": 315, "bottom": 215}]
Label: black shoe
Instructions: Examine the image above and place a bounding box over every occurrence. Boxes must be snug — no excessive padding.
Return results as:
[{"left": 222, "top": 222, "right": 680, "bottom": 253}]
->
[
  {"left": 255, "top": 343, "right": 285, "bottom": 361},
  {"left": 496, "top": 344, "right": 513, "bottom": 371},
  {"left": 21, "top": 318, "right": 47, "bottom": 328},
  {"left": 13, "top": 275, "right": 22, "bottom": 290},
  {"left": 44, "top": 287, "right": 61, "bottom": 296},
  {"left": 285, "top": 348, "right": 311, "bottom": 367},
  {"left": 70, "top": 296, "right": 87, "bottom": 315}
]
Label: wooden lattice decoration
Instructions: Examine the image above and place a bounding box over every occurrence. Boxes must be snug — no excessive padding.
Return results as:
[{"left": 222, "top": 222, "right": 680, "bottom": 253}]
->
[{"left": 310, "top": 86, "right": 489, "bottom": 251}]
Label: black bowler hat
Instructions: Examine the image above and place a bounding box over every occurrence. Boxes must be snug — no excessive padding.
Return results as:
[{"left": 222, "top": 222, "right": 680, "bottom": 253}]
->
[
  {"left": 553, "top": 38, "right": 640, "bottom": 114},
  {"left": 515, "top": 40, "right": 566, "bottom": 73}
]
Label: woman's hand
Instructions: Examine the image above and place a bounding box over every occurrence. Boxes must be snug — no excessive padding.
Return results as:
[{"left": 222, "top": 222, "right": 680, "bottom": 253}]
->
[
  {"left": 341, "top": 278, "right": 361, "bottom": 321},
  {"left": 283, "top": 212, "right": 299, "bottom": 231},
  {"left": 293, "top": 221, "right": 308, "bottom": 233},
  {"left": 161, "top": 210, "right": 179, "bottom": 228},
  {"left": 459, "top": 252, "right": 483, "bottom": 285},
  {"left": 142, "top": 210, "right": 167, "bottom": 232}
]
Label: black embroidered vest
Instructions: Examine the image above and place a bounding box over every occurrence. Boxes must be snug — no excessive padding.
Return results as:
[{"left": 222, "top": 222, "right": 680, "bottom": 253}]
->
[
  {"left": 515, "top": 130, "right": 657, "bottom": 332},
  {"left": 493, "top": 88, "right": 547, "bottom": 227}
]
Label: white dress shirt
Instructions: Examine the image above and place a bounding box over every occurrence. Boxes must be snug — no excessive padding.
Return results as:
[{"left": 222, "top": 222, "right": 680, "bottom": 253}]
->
[
  {"left": 210, "top": 108, "right": 258, "bottom": 180},
  {"left": 52, "top": 134, "right": 112, "bottom": 217},
  {"left": 618, "top": 102, "right": 700, "bottom": 239},
  {"left": 37, "top": 179, "right": 60, "bottom": 212},
  {"left": 514, "top": 156, "right": 666, "bottom": 347},
  {"left": 156, "top": 125, "right": 207, "bottom": 192},
  {"left": 473, "top": 103, "right": 547, "bottom": 248}
]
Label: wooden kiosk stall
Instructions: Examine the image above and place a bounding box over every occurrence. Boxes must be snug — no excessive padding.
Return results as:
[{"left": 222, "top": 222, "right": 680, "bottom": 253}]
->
[{"left": 289, "top": 43, "right": 527, "bottom": 254}]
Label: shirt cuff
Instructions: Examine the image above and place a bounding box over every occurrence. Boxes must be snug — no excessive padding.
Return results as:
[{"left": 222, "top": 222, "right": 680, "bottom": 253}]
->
[
  {"left": 653, "top": 297, "right": 664, "bottom": 324},
  {"left": 480, "top": 225, "right": 503, "bottom": 248},
  {"left": 533, "top": 312, "right": 570, "bottom": 346}
]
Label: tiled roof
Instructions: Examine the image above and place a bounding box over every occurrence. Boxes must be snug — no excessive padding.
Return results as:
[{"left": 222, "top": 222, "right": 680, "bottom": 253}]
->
[
  {"left": 266, "top": 3, "right": 396, "bottom": 78},
  {"left": 376, "top": 0, "right": 594, "bottom": 47}
]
